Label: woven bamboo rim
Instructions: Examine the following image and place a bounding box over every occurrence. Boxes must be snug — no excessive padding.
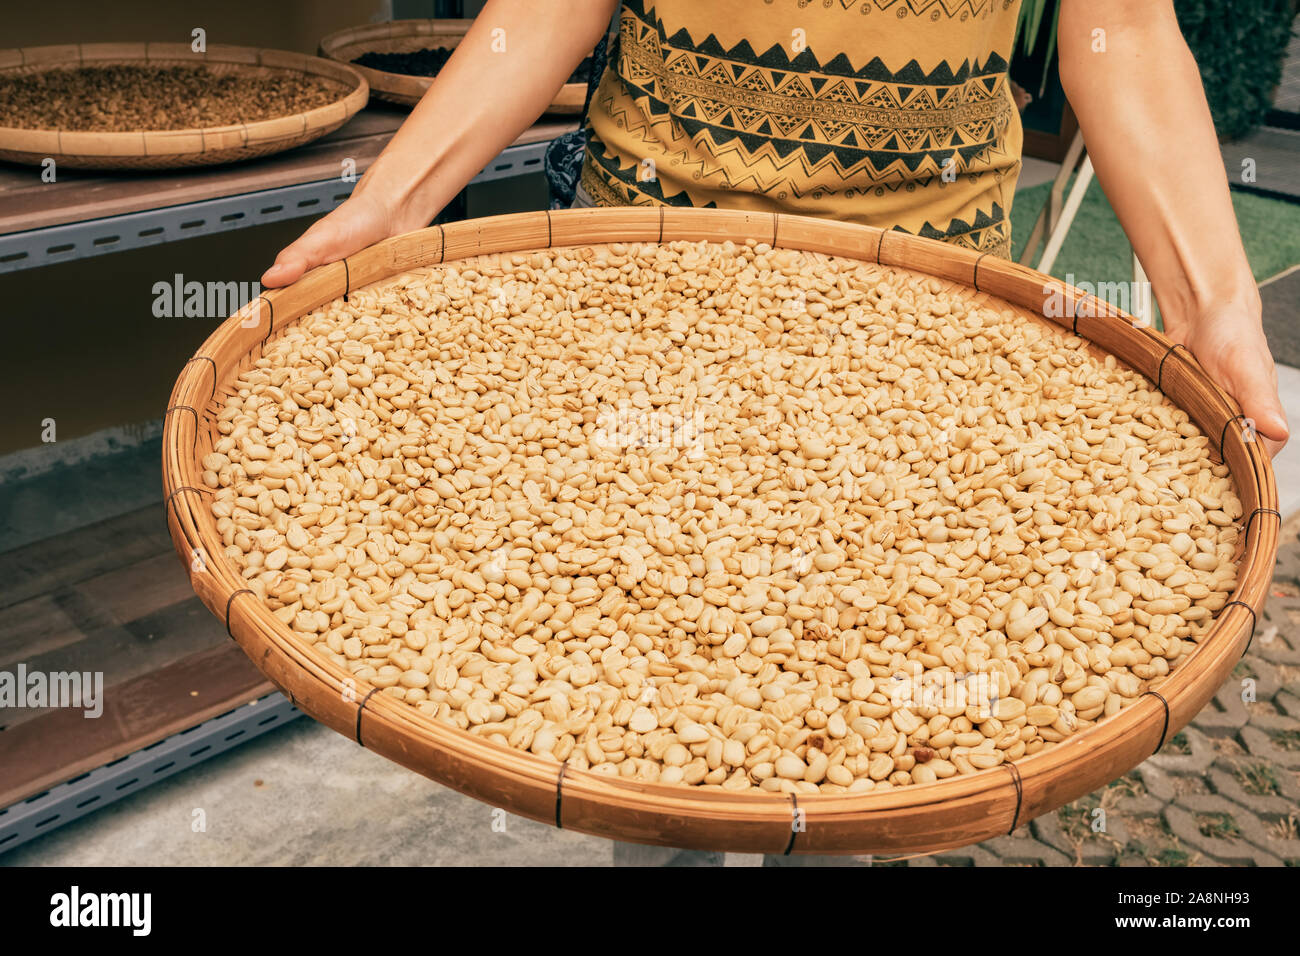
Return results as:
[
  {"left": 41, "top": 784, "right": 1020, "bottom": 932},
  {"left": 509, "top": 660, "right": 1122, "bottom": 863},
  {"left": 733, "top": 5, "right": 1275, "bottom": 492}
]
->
[
  {"left": 319, "top": 19, "right": 585, "bottom": 114},
  {"left": 163, "top": 208, "right": 1278, "bottom": 854},
  {"left": 0, "top": 43, "right": 368, "bottom": 170}
]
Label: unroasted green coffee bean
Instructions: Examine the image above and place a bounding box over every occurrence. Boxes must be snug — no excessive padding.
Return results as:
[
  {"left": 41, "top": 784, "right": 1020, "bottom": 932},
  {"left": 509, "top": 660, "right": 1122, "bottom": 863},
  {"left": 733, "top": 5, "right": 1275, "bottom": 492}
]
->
[{"left": 215, "top": 239, "right": 1242, "bottom": 793}]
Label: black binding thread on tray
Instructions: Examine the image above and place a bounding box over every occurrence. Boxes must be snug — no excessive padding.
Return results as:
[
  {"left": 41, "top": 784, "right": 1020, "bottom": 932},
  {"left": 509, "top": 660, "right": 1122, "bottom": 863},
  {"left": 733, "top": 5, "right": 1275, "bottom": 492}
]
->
[
  {"left": 355, "top": 686, "right": 381, "bottom": 747},
  {"left": 1218, "top": 414, "right": 1248, "bottom": 462},
  {"left": 257, "top": 294, "right": 274, "bottom": 345},
  {"left": 165, "top": 404, "right": 200, "bottom": 454},
  {"left": 545, "top": 209, "right": 552, "bottom": 249},
  {"left": 1222, "top": 600, "right": 1259, "bottom": 656},
  {"left": 342, "top": 258, "right": 351, "bottom": 303},
  {"left": 1071, "top": 295, "right": 1092, "bottom": 338},
  {"left": 555, "top": 760, "right": 569, "bottom": 829},
  {"left": 783, "top": 793, "right": 800, "bottom": 855},
  {"left": 182, "top": 356, "right": 218, "bottom": 403},
  {"left": 972, "top": 251, "right": 990, "bottom": 293},
  {"left": 166, "top": 485, "right": 212, "bottom": 527},
  {"left": 1141, "top": 690, "right": 1171, "bottom": 754},
  {"left": 167, "top": 484, "right": 211, "bottom": 505},
  {"left": 224, "top": 589, "right": 254, "bottom": 638},
  {"left": 657, "top": 205, "right": 664, "bottom": 243},
  {"left": 1156, "top": 343, "right": 1190, "bottom": 392},
  {"left": 165, "top": 404, "right": 198, "bottom": 428},
  {"left": 1244, "top": 507, "right": 1281, "bottom": 542},
  {"left": 1004, "top": 761, "right": 1023, "bottom": 834}
]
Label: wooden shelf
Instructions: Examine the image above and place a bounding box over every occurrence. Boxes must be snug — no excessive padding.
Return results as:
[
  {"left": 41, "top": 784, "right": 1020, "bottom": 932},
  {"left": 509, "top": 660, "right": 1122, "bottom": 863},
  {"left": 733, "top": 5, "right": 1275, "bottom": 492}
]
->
[
  {"left": 0, "top": 106, "right": 575, "bottom": 271},
  {"left": 0, "top": 643, "right": 274, "bottom": 811}
]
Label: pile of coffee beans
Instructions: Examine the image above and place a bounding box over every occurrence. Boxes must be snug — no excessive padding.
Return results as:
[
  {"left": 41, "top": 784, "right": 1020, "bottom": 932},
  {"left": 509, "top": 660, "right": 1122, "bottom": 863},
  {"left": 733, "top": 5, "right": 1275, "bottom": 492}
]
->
[{"left": 0, "top": 65, "right": 344, "bottom": 132}]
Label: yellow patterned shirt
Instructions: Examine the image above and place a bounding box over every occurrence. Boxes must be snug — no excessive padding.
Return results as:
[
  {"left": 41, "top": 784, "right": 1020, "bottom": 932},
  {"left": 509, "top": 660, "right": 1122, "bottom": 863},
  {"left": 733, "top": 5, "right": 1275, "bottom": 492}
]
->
[{"left": 581, "top": 0, "right": 1024, "bottom": 256}]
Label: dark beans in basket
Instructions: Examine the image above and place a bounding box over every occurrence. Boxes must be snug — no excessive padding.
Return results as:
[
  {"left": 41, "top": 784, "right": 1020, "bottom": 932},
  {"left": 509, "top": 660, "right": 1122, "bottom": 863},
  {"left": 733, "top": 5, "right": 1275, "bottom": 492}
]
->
[{"left": 354, "top": 48, "right": 593, "bottom": 84}]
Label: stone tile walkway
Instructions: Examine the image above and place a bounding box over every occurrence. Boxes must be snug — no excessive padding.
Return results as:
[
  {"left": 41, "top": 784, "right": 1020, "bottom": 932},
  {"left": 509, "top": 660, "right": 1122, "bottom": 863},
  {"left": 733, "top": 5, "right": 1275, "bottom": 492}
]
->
[{"left": 887, "top": 515, "right": 1300, "bottom": 868}]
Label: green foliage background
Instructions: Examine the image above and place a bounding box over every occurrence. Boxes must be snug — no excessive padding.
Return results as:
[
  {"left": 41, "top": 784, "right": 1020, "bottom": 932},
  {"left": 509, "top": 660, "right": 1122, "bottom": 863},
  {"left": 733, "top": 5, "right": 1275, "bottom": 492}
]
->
[
  {"left": 1173, "top": 0, "right": 1293, "bottom": 141},
  {"left": 1015, "top": 0, "right": 1295, "bottom": 141}
]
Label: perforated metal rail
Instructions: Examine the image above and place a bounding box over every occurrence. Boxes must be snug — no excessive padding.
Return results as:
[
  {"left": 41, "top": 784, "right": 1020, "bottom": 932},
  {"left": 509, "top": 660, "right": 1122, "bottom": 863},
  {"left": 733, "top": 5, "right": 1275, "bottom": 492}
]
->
[
  {"left": 0, "top": 138, "right": 552, "bottom": 274},
  {"left": 0, "top": 692, "right": 301, "bottom": 857}
]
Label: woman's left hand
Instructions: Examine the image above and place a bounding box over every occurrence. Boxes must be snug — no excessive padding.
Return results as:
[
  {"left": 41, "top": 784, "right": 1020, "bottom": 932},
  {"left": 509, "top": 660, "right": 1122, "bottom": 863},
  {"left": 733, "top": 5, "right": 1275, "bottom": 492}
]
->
[{"left": 1162, "top": 300, "right": 1289, "bottom": 458}]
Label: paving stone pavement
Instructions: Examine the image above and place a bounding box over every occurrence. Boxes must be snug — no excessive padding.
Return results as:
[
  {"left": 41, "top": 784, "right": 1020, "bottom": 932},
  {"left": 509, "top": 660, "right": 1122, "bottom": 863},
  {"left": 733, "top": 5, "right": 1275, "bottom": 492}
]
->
[{"left": 879, "top": 516, "right": 1300, "bottom": 868}]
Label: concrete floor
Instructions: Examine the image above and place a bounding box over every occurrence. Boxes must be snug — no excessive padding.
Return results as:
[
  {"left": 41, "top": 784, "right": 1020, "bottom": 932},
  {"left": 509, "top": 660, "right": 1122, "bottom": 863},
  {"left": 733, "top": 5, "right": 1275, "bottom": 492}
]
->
[
  {"left": 1221, "top": 126, "right": 1300, "bottom": 201},
  {"left": 1017, "top": 155, "right": 1060, "bottom": 191},
  {"left": 1271, "top": 361, "right": 1300, "bottom": 521},
  {"left": 3, "top": 717, "right": 616, "bottom": 866},
  {"left": 1261, "top": 266, "right": 1300, "bottom": 369}
]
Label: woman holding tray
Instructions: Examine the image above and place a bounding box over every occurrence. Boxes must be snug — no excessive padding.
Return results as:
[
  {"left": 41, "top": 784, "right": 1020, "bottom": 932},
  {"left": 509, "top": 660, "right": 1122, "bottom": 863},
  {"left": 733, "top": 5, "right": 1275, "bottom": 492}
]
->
[
  {"left": 261, "top": 0, "right": 1288, "bottom": 866},
  {"left": 263, "top": 1, "right": 1287, "bottom": 456}
]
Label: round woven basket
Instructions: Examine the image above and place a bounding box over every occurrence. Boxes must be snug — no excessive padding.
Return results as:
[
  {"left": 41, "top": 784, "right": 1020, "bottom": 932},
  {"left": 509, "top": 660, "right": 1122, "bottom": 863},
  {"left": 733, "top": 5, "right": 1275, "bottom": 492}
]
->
[
  {"left": 0, "top": 43, "right": 368, "bottom": 170},
  {"left": 163, "top": 208, "right": 1278, "bottom": 855},
  {"left": 319, "top": 19, "right": 585, "bottom": 113}
]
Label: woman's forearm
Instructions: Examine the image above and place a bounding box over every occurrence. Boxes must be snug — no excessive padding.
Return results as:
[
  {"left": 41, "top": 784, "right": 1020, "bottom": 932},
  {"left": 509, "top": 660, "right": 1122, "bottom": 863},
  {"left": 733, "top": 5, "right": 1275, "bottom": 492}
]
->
[
  {"left": 1056, "top": 0, "right": 1286, "bottom": 452},
  {"left": 261, "top": 0, "right": 616, "bottom": 287},
  {"left": 358, "top": 0, "right": 617, "bottom": 231},
  {"left": 1058, "top": 0, "right": 1258, "bottom": 326}
]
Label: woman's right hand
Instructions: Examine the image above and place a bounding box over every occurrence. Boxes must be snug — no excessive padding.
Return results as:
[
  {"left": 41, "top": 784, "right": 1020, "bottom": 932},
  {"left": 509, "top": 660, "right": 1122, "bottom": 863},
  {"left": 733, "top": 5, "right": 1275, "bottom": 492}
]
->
[
  {"left": 259, "top": 0, "right": 616, "bottom": 289},
  {"left": 260, "top": 188, "right": 400, "bottom": 288}
]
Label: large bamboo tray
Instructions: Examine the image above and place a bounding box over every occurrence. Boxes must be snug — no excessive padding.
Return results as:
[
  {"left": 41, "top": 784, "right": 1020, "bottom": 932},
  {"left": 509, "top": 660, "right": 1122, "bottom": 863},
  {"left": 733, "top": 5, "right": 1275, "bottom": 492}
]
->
[
  {"left": 319, "top": 20, "right": 585, "bottom": 113},
  {"left": 0, "top": 43, "right": 368, "bottom": 170},
  {"left": 163, "top": 208, "right": 1278, "bottom": 855}
]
